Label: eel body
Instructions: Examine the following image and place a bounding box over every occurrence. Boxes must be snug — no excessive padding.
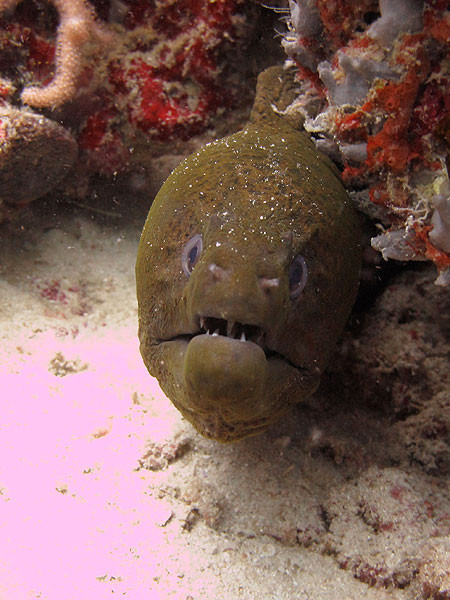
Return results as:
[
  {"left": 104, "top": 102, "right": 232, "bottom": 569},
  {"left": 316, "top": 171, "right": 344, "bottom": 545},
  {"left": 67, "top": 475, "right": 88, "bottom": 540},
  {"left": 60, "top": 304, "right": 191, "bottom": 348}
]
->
[{"left": 136, "top": 67, "right": 361, "bottom": 442}]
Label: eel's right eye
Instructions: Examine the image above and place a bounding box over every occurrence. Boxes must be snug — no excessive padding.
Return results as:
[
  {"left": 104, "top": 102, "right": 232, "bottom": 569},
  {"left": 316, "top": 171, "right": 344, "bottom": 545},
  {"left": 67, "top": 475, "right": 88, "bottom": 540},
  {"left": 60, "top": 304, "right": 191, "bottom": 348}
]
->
[
  {"left": 182, "top": 234, "right": 203, "bottom": 276},
  {"left": 288, "top": 255, "right": 308, "bottom": 299}
]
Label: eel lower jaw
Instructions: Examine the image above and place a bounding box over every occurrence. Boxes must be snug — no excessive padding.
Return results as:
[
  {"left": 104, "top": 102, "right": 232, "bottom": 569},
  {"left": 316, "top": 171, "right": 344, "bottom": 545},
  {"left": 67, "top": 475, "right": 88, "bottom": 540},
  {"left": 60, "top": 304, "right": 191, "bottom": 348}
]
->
[{"left": 152, "top": 317, "right": 316, "bottom": 442}]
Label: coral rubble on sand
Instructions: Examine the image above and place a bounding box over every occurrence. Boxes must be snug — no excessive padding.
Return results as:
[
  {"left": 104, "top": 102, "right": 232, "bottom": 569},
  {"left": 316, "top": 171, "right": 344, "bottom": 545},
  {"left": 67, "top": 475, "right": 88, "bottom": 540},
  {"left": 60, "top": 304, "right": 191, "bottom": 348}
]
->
[{"left": 283, "top": 0, "right": 450, "bottom": 282}]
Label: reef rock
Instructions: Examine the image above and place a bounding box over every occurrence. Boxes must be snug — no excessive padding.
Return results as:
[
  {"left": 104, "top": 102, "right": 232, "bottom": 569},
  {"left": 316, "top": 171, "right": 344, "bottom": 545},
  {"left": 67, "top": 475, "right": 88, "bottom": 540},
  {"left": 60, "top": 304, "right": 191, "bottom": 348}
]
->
[{"left": 0, "top": 105, "right": 77, "bottom": 217}]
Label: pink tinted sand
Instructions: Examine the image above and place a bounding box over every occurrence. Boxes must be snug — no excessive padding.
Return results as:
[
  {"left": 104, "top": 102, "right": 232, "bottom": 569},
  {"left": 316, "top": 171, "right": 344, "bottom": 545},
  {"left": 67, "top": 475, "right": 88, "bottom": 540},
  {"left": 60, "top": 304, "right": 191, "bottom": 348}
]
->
[{"left": 0, "top": 327, "right": 181, "bottom": 599}]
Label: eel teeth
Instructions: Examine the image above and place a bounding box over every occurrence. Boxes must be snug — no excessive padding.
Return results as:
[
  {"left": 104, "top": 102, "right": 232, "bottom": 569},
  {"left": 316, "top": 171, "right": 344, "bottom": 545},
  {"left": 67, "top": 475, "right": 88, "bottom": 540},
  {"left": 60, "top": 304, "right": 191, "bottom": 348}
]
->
[
  {"left": 197, "top": 316, "right": 263, "bottom": 346},
  {"left": 226, "top": 320, "right": 235, "bottom": 337}
]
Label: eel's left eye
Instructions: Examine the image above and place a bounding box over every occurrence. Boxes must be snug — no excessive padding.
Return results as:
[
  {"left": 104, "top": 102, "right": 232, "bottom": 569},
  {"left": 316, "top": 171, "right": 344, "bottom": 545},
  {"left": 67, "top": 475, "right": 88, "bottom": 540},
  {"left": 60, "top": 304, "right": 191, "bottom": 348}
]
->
[
  {"left": 182, "top": 234, "right": 203, "bottom": 276},
  {"left": 288, "top": 255, "right": 308, "bottom": 298}
]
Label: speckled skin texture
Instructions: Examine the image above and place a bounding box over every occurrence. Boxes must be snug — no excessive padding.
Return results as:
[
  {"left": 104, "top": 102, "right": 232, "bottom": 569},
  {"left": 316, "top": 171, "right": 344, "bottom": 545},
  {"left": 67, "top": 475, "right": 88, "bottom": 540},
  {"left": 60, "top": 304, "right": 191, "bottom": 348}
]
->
[{"left": 136, "top": 67, "right": 361, "bottom": 442}]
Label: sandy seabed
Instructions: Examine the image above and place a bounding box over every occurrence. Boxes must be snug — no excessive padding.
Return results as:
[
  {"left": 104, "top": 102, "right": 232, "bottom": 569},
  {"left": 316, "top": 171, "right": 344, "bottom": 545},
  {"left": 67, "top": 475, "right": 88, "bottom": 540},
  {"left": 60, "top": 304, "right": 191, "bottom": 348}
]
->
[{"left": 0, "top": 205, "right": 449, "bottom": 600}]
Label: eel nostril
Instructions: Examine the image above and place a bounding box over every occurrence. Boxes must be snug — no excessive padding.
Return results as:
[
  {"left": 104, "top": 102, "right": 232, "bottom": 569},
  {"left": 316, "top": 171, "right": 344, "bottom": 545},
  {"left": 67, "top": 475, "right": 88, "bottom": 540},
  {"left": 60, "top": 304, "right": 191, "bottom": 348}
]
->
[
  {"left": 259, "top": 277, "right": 279, "bottom": 292},
  {"left": 208, "top": 263, "right": 226, "bottom": 281}
]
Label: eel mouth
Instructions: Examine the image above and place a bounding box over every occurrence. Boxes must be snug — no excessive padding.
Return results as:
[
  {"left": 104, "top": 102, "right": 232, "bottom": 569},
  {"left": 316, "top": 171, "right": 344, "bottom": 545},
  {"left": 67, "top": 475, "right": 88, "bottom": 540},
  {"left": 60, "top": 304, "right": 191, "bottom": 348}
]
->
[
  {"left": 198, "top": 316, "right": 265, "bottom": 345},
  {"left": 160, "top": 315, "right": 290, "bottom": 363},
  {"left": 158, "top": 315, "right": 306, "bottom": 372},
  {"left": 154, "top": 315, "right": 314, "bottom": 441}
]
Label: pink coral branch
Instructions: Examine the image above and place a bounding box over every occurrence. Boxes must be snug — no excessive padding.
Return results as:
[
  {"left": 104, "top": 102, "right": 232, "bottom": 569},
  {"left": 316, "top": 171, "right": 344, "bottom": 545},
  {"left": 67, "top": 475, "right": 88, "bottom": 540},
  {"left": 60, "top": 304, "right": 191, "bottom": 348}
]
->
[{"left": 0, "top": 0, "right": 114, "bottom": 108}]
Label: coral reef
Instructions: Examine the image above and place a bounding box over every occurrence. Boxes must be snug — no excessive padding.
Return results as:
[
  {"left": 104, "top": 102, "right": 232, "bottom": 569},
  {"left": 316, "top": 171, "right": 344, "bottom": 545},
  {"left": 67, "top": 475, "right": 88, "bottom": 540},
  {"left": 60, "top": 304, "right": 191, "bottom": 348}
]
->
[
  {"left": 1, "top": 0, "right": 448, "bottom": 286},
  {"left": 0, "top": 0, "right": 274, "bottom": 217},
  {"left": 282, "top": 0, "right": 450, "bottom": 282},
  {"left": 76, "top": 0, "right": 247, "bottom": 175}
]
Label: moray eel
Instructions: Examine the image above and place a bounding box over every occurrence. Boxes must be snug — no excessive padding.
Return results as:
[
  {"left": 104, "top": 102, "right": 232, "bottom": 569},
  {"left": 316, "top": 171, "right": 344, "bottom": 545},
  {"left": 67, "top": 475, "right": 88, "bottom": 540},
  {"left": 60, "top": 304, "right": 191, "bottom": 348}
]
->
[{"left": 136, "top": 66, "right": 361, "bottom": 442}]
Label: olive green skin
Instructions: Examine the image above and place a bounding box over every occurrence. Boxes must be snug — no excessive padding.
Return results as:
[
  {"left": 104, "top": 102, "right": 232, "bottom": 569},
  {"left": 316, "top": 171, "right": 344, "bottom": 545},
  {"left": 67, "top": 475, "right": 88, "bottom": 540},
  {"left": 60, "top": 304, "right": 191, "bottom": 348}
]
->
[{"left": 136, "top": 67, "right": 361, "bottom": 442}]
